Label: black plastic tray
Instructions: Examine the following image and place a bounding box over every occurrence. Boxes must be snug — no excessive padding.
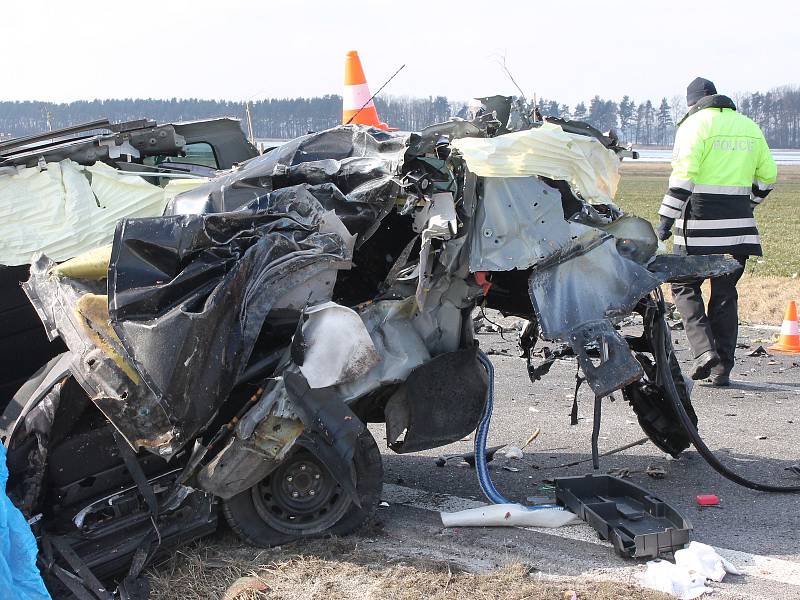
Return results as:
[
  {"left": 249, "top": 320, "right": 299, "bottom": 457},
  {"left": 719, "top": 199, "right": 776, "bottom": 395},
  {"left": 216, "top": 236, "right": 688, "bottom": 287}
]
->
[{"left": 554, "top": 474, "right": 692, "bottom": 558}]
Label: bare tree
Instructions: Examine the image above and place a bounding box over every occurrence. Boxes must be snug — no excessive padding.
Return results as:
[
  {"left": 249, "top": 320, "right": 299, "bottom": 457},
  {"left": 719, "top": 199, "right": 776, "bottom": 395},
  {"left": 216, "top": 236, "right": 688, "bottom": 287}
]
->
[{"left": 669, "top": 95, "right": 686, "bottom": 127}]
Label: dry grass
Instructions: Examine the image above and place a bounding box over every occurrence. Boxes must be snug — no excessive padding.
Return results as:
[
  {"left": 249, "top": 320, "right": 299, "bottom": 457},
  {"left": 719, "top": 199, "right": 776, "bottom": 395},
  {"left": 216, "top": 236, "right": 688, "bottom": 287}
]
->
[
  {"left": 148, "top": 534, "right": 670, "bottom": 600},
  {"left": 660, "top": 274, "right": 800, "bottom": 326},
  {"left": 736, "top": 274, "right": 800, "bottom": 325}
]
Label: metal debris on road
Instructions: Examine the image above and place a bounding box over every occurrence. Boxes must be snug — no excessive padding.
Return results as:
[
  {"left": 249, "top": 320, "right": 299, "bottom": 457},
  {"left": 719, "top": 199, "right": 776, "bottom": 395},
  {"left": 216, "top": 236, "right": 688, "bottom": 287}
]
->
[{"left": 747, "top": 346, "right": 771, "bottom": 357}]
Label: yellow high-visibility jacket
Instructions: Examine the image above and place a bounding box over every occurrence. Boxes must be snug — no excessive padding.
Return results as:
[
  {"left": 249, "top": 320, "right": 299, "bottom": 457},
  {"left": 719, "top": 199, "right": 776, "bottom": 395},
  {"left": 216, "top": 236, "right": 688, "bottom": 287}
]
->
[{"left": 659, "top": 95, "right": 777, "bottom": 256}]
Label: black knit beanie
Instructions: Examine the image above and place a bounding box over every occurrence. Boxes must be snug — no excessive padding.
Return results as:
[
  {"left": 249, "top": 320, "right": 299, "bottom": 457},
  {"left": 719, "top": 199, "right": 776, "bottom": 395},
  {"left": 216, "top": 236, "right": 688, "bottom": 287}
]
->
[{"left": 686, "top": 77, "right": 717, "bottom": 106}]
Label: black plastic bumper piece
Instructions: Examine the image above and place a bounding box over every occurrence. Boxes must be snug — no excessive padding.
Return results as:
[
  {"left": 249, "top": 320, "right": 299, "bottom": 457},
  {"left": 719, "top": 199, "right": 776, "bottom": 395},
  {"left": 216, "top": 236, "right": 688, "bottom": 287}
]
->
[{"left": 554, "top": 474, "right": 692, "bottom": 558}]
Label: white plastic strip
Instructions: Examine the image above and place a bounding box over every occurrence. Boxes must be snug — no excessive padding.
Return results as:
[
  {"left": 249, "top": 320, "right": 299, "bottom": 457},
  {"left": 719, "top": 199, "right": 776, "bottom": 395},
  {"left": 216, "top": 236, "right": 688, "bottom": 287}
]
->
[
  {"left": 440, "top": 504, "right": 580, "bottom": 528},
  {"left": 674, "top": 217, "right": 757, "bottom": 230},
  {"left": 659, "top": 206, "right": 682, "bottom": 219},
  {"left": 661, "top": 195, "right": 686, "bottom": 210},
  {"left": 673, "top": 234, "right": 760, "bottom": 247},
  {"left": 754, "top": 179, "right": 775, "bottom": 191},
  {"left": 668, "top": 177, "right": 694, "bottom": 192},
  {"left": 781, "top": 320, "right": 799, "bottom": 336},
  {"left": 693, "top": 183, "right": 751, "bottom": 195}
]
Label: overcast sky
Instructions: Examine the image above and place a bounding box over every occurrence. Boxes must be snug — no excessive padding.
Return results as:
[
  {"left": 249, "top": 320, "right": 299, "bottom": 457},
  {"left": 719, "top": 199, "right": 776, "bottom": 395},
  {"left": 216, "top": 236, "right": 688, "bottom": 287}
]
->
[{"left": 2, "top": 0, "right": 795, "bottom": 106}]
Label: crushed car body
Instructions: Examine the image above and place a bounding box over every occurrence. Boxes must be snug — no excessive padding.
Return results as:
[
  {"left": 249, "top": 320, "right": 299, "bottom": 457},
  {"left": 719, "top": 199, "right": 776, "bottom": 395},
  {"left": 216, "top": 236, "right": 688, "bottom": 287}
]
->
[
  {"left": 0, "top": 117, "right": 259, "bottom": 406},
  {"left": 1, "top": 97, "right": 739, "bottom": 597}
]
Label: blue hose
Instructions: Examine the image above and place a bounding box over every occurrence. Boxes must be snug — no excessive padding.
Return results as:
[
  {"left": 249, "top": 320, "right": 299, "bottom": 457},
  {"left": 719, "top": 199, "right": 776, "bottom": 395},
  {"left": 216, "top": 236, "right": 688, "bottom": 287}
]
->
[{"left": 475, "top": 350, "right": 561, "bottom": 510}]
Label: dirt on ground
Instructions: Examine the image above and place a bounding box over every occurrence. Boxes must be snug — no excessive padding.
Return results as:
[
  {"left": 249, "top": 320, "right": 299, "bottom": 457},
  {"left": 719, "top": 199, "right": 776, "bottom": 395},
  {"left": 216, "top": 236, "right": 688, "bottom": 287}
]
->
[
  {"left": 736, "top": 274, "right": 800, "bottom": 325},
  {"left": 148, "top": 533, "right": 672, "bottom": 600}
]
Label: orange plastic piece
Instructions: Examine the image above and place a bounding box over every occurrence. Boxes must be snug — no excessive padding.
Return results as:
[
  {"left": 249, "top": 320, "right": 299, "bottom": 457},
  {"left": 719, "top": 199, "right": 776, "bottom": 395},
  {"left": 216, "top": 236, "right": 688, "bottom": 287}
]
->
[{"left": 769, "top": 300, "right": 800, "bottom": 353}]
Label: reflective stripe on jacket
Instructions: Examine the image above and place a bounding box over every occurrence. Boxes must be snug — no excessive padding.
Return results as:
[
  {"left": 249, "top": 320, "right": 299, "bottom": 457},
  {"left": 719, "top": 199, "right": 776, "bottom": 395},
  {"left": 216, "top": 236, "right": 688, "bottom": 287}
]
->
[{"left": 659, "top": 97, "right": 777, "bottom": 256}]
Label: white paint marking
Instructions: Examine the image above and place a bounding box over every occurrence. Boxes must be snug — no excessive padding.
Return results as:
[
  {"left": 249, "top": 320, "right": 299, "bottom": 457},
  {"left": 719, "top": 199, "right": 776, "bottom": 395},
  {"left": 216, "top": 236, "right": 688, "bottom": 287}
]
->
[
  {"left": 740, "top": 324, "right": 780, "bottom": 332},
  {"left": 729, "top": 380, "right": 800, "bottom": 395},
  {"left": 382, "top": 484, "right": 800, "bottom": 587}
]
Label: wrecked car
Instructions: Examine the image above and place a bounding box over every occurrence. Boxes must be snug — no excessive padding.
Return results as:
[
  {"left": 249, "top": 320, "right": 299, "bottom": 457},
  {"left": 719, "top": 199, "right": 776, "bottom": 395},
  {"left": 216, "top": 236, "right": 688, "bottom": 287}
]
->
[
  {"left": 0, "top": 117, "right": 259, "bottom": 403},
  {"left": 1, "top": 98, "right": 736, "bottom": 597}
]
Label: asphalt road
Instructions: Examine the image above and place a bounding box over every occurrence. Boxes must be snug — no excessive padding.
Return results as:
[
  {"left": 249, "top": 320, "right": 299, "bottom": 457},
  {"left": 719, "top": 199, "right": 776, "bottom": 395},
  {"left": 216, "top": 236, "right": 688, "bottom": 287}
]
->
[{"left": 364, "top": 319, "right": 800, "bottom": 597}]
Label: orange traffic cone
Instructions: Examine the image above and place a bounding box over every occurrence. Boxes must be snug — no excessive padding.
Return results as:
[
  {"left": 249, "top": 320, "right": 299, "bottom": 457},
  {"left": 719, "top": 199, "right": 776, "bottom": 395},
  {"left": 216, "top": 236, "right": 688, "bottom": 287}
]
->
[
  {"left": 769, "top": 300, "right": 800, "bottom": 353},
  {"left": 342, "top": 50, "right": 392, "bottom": 130}
]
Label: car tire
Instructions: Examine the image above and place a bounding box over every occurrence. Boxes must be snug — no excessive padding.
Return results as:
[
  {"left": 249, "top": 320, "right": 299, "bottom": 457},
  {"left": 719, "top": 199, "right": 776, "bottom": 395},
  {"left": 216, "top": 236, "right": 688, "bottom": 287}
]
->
[{"left": 222, "top": 428, "right": 383, "bottom": 547}]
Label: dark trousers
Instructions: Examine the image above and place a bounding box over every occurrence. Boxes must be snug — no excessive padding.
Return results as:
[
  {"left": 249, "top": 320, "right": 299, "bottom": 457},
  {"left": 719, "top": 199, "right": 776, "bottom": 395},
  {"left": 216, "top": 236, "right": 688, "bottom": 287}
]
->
[{"left": 670, "top": 256, "right": 747, "bottom": 375}]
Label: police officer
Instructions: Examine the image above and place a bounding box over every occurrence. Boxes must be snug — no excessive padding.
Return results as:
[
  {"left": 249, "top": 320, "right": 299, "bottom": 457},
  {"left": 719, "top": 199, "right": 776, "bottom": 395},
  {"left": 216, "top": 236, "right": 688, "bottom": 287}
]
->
[{"left": 656, "top": 77, "right": 777, "bottom": 386}]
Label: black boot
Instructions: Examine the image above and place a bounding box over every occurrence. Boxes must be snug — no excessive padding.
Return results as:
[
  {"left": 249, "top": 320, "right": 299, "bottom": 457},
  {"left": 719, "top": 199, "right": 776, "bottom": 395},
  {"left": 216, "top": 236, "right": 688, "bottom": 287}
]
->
[
  {"left": 708, "top": 373, "right": 730, "bottom": 386},
  {"left": 707, "top": 364, "right": 731, "bottom": 387},
  {"left": 691, "top": 350, "right": 720, "bottom": 380}
]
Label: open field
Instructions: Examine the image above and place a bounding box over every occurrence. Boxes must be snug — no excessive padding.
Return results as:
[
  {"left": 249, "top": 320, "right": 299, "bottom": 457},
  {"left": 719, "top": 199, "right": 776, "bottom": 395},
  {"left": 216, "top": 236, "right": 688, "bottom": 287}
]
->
[{"left": 618, "top": 162, "right": 800, "bottom": 324}]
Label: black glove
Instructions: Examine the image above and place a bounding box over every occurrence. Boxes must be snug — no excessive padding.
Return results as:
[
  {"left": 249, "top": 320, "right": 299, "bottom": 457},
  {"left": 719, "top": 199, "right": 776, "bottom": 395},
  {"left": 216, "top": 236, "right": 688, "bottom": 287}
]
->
[{"left": 656, "top": 216, "right": 673, "bottom": 242}]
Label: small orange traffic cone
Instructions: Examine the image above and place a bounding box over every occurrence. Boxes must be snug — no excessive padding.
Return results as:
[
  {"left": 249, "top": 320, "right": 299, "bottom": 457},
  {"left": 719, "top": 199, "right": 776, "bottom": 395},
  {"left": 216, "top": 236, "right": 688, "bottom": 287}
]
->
[
  {"left": 769, "top": 300, "right": 800, "bottom": 353},
  {"left": 342, "top": 50, "right": 393, "bottom": 130}
]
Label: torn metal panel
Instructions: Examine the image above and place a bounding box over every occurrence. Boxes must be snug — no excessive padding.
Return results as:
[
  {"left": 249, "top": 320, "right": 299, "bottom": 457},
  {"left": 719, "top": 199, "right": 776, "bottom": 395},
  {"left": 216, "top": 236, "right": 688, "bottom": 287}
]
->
[
  {"left": 526, "top": 231, "right": 664, "bottom": 397},
  {"left": 333, "top": 299, "right": 432, "bottom": 401},
  {"left": 567, "top": 320, "right": 644, "bottom": 398},
  {"left": 528, "top": 234, "right": 662, "bottom": 340},
  {"left": 197, "top": 413, "right": 304, "bottom": 499},
  {"left": 469, "top": 176, "right": 573, "bottom": 272},
  {"left": 451, "top": 121, "right": 622, "bottom": 204},
  {"left": 165, "top": 126, "right": 410, "bottom": 234},
  {"left": 598, "top": 214, "right": 659, "bottom": 265},
  {"left": 646, "top": 253, "right": 741, "bottom": 283}
]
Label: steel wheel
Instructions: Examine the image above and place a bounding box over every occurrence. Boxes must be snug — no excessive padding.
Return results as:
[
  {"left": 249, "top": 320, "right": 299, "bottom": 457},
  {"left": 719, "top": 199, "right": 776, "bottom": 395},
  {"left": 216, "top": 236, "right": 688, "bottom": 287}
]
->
[
  {"left": 250, "top": 448, "right": 352, "bottom": 535},
  {"left": 223, "top": 429, "right": 383, "bottom": 547}
]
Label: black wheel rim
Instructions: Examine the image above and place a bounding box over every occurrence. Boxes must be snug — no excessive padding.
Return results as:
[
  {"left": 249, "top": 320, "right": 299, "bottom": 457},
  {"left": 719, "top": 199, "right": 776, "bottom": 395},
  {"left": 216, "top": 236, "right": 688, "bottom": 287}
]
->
[{"left": 251, "top": 446, "right": 352, "bottom": 535}]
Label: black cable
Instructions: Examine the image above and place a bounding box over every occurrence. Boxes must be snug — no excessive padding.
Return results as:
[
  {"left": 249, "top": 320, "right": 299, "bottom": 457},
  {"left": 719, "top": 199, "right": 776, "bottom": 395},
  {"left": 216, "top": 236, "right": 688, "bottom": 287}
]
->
[
  {"left": 479, "top": 304, "right": 510, "bottom": 342},
  {"left": 654, "top": 305, "right": 800, "bottom": 493}
]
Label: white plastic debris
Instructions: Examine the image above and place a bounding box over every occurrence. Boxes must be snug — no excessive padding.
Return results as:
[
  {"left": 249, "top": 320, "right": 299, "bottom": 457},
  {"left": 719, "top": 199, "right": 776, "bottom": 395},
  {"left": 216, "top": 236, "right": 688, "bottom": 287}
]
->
[
  {"left": 299, "top": 302, "right": 381, "bottom": 388},
  {"left": 638, "top": 559, "right": 712, "bottom": 600},
  {"left": 638, "top": 542, "right": 740, "bottom": 599},
  {"left": 502, "top": 445, "right": 524, "bottom": 459},
  {"left": 675, "top": 541, "right": 742, "bottom": 582},
  {"left": 0, "top": 159, "right": 204, "bottom": 265},
  {"left": 451, "top": 122, "right": 621, "bottom": 204},
  {"left": 440, "top": 504, "right": 580, "bottom": 528}
]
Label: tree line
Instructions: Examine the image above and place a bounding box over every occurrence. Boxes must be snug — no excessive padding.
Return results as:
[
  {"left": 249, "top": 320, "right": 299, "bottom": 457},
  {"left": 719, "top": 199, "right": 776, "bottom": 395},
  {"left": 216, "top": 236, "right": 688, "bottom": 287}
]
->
[{"left": 1, "top": 86, "right": 798, "bottom": 147}]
